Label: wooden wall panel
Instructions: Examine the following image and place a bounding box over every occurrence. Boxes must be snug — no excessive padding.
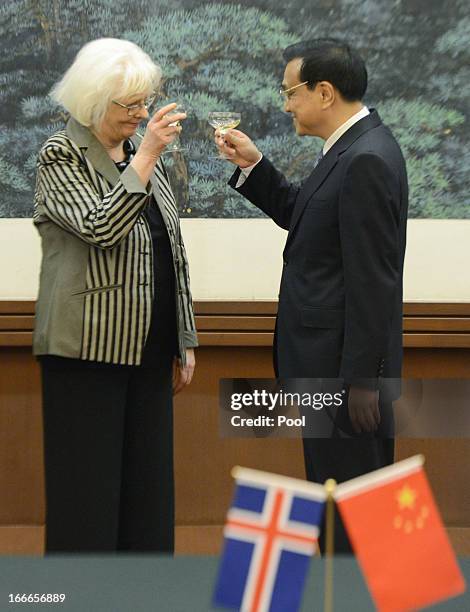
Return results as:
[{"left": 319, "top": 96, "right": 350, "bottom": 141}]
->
[
  {"left": 1, "top": 301, "right": 469, "bottom": 554},
  {"left": 0, "top": 348, "right": 44, "bottom": 524}
]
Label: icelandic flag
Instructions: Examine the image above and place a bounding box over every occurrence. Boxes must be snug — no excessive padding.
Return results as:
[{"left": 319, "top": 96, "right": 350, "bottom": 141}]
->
[{"left": 213, "top": 467, "right": 326, "bottom": 612}]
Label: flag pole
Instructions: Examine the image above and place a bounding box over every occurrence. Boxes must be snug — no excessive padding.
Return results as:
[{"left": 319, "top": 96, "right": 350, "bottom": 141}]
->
[{"left": 323, "top": 478, "right": 337, "bottom": 612}]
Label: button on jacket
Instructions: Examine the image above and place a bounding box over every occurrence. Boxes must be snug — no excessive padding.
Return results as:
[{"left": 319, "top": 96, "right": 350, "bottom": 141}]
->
[{"left": 33, "top": 118, "right": 197, "bottom": 366}]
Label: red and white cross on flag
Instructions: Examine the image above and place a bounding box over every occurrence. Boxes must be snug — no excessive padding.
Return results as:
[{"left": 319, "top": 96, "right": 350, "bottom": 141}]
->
[{"left": 214, "top": 467, "right": 327, "bottom": 612}]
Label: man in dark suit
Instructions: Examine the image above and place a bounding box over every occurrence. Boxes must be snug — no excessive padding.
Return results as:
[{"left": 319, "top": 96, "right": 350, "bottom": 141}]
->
[{"left": 216, "top": 38, "right": 408, "bottom": 552}]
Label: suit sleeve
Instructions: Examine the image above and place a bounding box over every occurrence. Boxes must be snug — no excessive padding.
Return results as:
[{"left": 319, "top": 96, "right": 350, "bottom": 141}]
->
[
  {"left": 228, "top": 157, "right": 300, "bottom": 230},
  {"left": 338, "top": 153, "right": 401, "bottom": 384},
  {"left": 36, "top": 139, "right": 151, "bottom": 249},
  {"left": 176, "top": 232, "right": 198, "bottom": 348}
]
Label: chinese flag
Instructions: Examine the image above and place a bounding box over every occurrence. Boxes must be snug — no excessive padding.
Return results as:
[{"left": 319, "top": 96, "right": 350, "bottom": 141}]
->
[{"left": 335, "top": 455, "right": 466, "bottom": 612}]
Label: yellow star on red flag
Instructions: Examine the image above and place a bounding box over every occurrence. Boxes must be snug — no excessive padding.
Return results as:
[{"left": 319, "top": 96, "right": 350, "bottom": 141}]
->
[{"left": 397, "top": 484, "right": 417, "bottom": 510}]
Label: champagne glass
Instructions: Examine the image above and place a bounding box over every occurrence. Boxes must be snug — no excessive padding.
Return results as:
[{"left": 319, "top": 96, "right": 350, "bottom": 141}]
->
[
  {"left": 208, "top": 111, "right": 241, "bottom": 159},
  {"left": 163, "top": 103, "right": 187, "bottom": 154}
]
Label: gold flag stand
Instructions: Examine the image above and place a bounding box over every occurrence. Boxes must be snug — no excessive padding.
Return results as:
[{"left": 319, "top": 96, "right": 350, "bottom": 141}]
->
[{"left": 323, "top": 479, "right": 337, "bottom": 612}]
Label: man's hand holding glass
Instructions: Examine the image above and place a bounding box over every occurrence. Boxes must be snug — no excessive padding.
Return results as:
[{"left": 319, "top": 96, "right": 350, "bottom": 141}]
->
[{"left": 214, "top": 129, "right": 262, "bottom": 168}]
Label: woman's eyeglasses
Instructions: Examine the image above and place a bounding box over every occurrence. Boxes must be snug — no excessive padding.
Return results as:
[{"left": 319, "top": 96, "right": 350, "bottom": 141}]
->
[{"left": 112, "top": 94, "right": 157, "bottom": 116}]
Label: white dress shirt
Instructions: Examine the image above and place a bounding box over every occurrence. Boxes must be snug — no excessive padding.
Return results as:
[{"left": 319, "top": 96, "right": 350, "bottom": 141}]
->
[
  {"left": 236, "top": 106, "right": 370, "bottom": 187},
  {"left": 322, "top": 105, "right": 369, "bottom": 154}
]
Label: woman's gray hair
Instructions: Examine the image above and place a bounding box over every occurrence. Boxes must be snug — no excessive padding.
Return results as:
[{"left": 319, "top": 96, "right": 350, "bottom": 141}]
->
[{"left": 51, "top": 38, "right": 162, "bottom": 127}]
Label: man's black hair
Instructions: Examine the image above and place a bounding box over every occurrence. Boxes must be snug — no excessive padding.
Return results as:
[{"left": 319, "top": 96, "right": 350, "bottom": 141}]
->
[{"left": 283, "top": 38, "right": 367, "bottom": 101}]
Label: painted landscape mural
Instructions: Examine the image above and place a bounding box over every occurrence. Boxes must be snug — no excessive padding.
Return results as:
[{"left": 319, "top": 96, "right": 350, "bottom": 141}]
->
[{"left": 0, "top": 0, "right": 468, "bottom": 218}]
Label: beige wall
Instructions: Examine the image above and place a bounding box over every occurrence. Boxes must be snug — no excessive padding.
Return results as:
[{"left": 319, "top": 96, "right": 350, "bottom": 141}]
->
[{"left": 1, "top": 218, "right": 470, "bottom": 301}]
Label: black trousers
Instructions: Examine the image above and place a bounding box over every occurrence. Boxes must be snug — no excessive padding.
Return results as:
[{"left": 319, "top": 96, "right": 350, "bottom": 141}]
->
[
  {"left": 302, "top": 400, "right": 394, "bottom": 554},
  {"left": 274, "top": 339, "right": 395, "bottom": 554},
  {"left": 40, "top": 352, "right": 174, "bottom": 553}
]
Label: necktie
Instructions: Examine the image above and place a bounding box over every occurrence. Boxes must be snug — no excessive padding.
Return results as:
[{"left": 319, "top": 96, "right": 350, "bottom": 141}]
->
[{"left": 313, "top": 149, "right": 324, "bottom": 169}]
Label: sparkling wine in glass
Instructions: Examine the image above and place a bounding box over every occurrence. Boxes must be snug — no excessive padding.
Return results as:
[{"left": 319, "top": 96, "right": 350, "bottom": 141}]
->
[
  {"left": 163, "top": 103, "right": 187, "bottom": 154},
  {"left": 208, "top": 112, "right": 241, "bottom": 158}
]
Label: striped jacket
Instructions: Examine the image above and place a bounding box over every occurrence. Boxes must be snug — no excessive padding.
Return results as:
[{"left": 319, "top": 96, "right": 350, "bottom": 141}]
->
[{"left": 33, "top": 118, "right": 197, "bottom": 366}]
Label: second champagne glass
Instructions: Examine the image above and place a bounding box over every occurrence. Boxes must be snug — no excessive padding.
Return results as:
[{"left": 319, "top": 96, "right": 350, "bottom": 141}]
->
[{"left": 208, "top": 112, "right": 241, "bottom": 159}]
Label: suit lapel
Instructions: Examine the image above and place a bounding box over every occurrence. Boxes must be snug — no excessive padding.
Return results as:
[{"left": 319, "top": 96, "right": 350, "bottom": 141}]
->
[
  {"left": 66, "top": 118, "right": 121, "bottom": 186},
  {"left": 287, "top": 151, "right": 340, "bottom": 239},
  {"left": 286, "top": 109, "right": 383, "bottom": 243}
]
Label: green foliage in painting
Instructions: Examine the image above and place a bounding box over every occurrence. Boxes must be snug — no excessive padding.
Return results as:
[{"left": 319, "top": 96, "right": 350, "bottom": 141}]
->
[
  {"left": 379, "top": 98, "right": 465, "bottom": 218},
  {"left": 436, "top": 17, "right": 470, "bottom": 58}
]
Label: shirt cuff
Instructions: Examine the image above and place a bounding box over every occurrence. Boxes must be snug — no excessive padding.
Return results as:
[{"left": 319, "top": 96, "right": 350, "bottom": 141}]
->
[
  {"left": 120, "top": 164, "right": 152, "bottom": 195},
  {"left": 235, "top": 155, "right": 263, "bottom": 188},
  {"left": 184, "top": 330, "right": 199, "bottom": 348}
]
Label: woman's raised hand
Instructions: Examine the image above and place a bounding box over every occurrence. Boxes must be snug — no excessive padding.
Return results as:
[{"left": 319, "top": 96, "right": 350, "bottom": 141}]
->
[{"left": 139, "top": 103, "right": 187, "bottom": 159}]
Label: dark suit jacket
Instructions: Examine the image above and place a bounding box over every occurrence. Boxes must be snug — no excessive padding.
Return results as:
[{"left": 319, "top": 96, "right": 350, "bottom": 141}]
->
[{"left": 229, "top": 110, "right": 408, "bottom": 389}]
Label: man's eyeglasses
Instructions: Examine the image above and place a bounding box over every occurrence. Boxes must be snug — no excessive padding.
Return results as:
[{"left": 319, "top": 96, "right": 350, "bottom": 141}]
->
[
  {"left": 112, "top": 94, "right": 157, "bottom": 116},
  {"left": 279, "top": 81, "right": 309, "bottom": 100}
]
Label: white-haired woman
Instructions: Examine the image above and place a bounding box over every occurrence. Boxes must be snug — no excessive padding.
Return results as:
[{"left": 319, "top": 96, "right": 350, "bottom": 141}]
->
[{"left": 33, "top": 38, "right": 197, "bottom": 552}]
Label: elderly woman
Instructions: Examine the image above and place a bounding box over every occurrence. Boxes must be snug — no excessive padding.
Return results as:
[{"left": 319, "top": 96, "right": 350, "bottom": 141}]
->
[{"left": 33, "top": 38, "right": 197, "bottom": 552}]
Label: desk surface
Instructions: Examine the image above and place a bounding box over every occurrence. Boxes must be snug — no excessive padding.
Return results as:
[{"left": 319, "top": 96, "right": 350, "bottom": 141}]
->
[{"left": 0, "top": 556, "right": 468, "bottom": 611}]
